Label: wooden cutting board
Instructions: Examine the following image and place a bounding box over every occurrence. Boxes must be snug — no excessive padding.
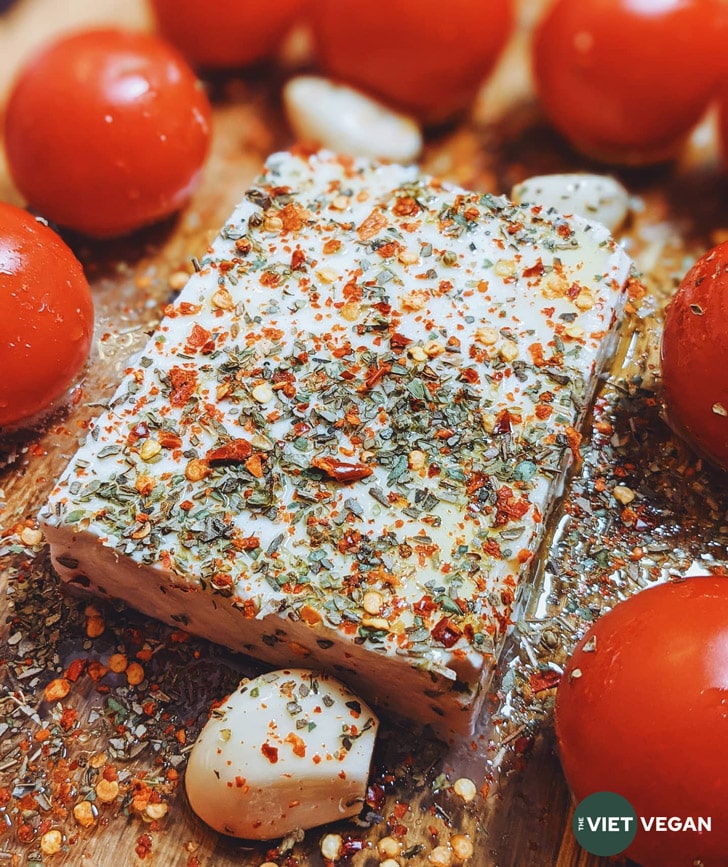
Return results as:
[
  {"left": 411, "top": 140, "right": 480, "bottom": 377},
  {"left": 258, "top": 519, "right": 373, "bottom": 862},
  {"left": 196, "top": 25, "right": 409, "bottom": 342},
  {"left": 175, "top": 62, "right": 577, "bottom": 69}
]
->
[{"left": 2, "top": 2, "right": 727, "bottom": 866}]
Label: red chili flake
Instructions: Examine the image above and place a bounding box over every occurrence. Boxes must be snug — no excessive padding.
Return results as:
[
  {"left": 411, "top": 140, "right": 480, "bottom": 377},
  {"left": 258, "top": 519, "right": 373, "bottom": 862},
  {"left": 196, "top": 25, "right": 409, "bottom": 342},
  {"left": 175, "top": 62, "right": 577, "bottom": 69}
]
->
[
  {"left": 260, "top": 270, "right": 281, "bottom": 287},
  {"left": 357, "top": 209, "right": 388, "bottom": 241},
  {"left": 272, "top": 369, "right": 297, "bottom": 398},
  {"left": 234, "top": 534, "right": 261, "bottom": 551},
  {"left": 376, "top": 241, "right": 399, "bottom": 259},
  {"left": 564, "top": 425, "right": 583, "bottom": 460},
  {"left": 244, "top": 454, "right": 265, "bottom": 478},
  {"left": 528, "top": 343, "right": 548, "bottom": 368},
  {"left": 431, "top": 617, "right": 462, "bottom": 648},
  {"left": 366, "top": 783, "right": 386, "bottom": 810},
  {"left": 211, "top": 573, "right": 234, "bottom": 592},
  {"left": 290, "top": 248, "right": 306, "bottom": 270},
  {"left": 168, "top": 367, "right": 197, "bottom": 407},
  {"left": 413, "top": 595, "right": 437, "bottom": 616},
  {"left": 494, "top": 486, "right": 530, "bottom": 527},
  {"left": 460, "top": 367, "right": 480, "bottom": 385},
  {"left": 311, "top": 456, "right": 373, "bottom": 483},
  {"left": 261, "top": 742, "right": 279, "bottom": 764},
  {"left": 86, "top": 660, "right": 108, "bottom": 682},
  {"left": 279, "top": 202, "right": 307, "bottom": 233},
  {"left": 158, "top": 430, "right": 183, "bottom": 449},
  {"left": 529, "top": 670, "right": 562, "bottom": 693},
  {"left": 359, "top": 362, "right": 391, "bottom": 392},
  {"left": 466, "top": 472, "right": 490, "bottom": 497},
  {"left": 523, "top": 258, "right": 545, "bottom": 278},
  {"left": 483, "top": 539, "right": 503, "bottom": 560},
  {"left": 64, "top": 658, "right": 87, "bottom": 682},
  {"left": 340, "top": 838, "right": 365, "bottom": 857},
  {"left": 102, "top": 764, "right": 118, "bottom": 782},
  {"left": 493, "top": 409, "right": 513, "bottom": 435},
  {"left": 59, "top": 707, "right": 79, "bottom": 731},
  {"left": 206, "top": 438, "right": 253, "bottom": 463},
  {"left": 390, "top": 332, "right": 412, "bottom": 350},
  {"left": 343, "top": 281, "right": 363, "bottom": 302},
  {"left": 392, "top": 196, "right": 420, "bottom": 217},
  {"left": 127, "top": 421, "right": 150, "bottom": 445},
  {"left": 285, "top": 732, "right": 306, "bottom": 757},
  {"left": 17, "top": 823, "right": 35, "bottom": 843},
  {"left": 185, "top": 323, "right": 212, "bottom": 354},
  {"left": 392, "top": 801, "right": 410, "bottom": 820},
  {"left": 556, "top": 221, "right": 572, "bottom": 239}
]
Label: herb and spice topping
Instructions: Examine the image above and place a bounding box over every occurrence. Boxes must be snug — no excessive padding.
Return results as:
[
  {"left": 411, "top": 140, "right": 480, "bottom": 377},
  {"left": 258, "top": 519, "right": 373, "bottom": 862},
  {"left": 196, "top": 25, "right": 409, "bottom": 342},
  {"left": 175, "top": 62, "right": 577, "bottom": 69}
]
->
[{"left": 40, "top": 150, "right": 632, "bottom": 734}]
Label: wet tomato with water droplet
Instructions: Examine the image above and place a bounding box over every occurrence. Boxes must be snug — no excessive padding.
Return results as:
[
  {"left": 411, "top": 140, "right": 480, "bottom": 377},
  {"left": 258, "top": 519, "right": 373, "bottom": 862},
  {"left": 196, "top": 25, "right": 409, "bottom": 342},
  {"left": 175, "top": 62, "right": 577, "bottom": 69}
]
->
[
  {"left": 4, "top": 29, "right": 211, "bottom": 238},
  {"left": 556, "top": 576, "right": 728, "bottom": 866},
  {"left": 661, "top": 241, "right": 728, "bottom": 470},
  {"left": 0, "top": 203, "right": 93, "bottom": 428}
]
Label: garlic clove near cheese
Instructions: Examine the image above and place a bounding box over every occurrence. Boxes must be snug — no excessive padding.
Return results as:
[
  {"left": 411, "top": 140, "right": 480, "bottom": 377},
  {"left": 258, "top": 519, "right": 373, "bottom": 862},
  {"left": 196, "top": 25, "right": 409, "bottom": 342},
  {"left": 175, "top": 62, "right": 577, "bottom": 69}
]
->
[
  {"left": 510, "top": 173, "right": 630, "bottom": 233},
  {"left": 283, "top": 75, "right": 423, "bottom": 163},
  {"left": 185, "top": 668, "right": 379, "bottom": 840}
]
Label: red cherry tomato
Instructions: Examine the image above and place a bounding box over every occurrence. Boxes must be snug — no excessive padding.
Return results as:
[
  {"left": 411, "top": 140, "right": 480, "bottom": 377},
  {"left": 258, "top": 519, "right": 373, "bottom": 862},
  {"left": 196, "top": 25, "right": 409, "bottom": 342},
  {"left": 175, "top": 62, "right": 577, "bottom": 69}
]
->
[
  {"left": 310, "top": 0, "right": 514, "bottom": 123},
  {"left": 149, "top": 0, "right": 308, "bottom": 69},
  {"left": 661, "top": 241, "right": 728, "bottom": 470},
  {"left": 4, "top": 29, "right": 211, "bottom": 238},
  {"left": 533, "top": 0, "right": 725, "bottom": 164},
  {"left": 0, "top": 203, "right": 94, "bottom": 429},
  {"left": 556, "top": 576, "right": 728, "bottom": 867}
]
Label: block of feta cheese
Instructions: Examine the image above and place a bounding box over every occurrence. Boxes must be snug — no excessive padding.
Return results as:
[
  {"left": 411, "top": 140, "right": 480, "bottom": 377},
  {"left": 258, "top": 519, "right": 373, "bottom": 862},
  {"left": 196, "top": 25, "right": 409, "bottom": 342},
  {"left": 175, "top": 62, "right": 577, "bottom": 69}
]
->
[{"left": 40, "top": 150, "right": 633, "bottom": 737}]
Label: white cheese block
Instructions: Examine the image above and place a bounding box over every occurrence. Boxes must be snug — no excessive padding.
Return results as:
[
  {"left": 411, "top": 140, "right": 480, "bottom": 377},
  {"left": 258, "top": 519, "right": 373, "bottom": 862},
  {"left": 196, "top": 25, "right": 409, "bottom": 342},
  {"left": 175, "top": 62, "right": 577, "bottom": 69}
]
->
[
  {"left": 185, "top": 668, "right": 378, "bottom": 839},
  {"left": 40, "top": 150, "right": 633, "bottom": 737}
]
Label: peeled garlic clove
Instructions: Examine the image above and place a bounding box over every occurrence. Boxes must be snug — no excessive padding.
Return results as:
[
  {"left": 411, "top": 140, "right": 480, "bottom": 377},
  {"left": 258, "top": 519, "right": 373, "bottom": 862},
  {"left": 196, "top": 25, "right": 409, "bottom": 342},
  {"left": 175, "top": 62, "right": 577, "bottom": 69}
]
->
[
  {"left": 185, "top": 668, "right": 379, "bottom": 840},
  {"left": 283, "top": 75, "right": 423, "bottom": 163},
  {"left": 510, "top": 173, "right": 630, "bottom": 233}
]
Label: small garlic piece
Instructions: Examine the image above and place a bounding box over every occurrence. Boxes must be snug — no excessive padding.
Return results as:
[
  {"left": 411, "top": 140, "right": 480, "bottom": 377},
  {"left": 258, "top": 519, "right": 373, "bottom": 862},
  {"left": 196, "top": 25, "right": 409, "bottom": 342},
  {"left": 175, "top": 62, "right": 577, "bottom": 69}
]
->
[
  {"left": 511, "top": 173, "right": 630, "bottom": 233},
  {"left": 185, "top": 668, "right": 379, "bottom": 840},
  {"left": 283, "top": 75, "right": 422, "bottom": 163}
]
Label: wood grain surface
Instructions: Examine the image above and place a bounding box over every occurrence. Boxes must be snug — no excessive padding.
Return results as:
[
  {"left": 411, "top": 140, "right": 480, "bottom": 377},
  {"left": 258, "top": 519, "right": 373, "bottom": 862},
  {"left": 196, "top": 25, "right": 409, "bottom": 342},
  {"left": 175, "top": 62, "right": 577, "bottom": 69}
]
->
[{"left": 2, "top": 1, "right": 727, "bottom": 865}]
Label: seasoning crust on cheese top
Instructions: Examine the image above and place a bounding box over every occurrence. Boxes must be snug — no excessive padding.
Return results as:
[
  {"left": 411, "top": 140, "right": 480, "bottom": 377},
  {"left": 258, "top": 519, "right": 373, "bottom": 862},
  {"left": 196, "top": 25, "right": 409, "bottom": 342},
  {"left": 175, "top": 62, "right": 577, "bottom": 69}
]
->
[{"left": 41, "top": 150, "right": 633, "bottom": 735}]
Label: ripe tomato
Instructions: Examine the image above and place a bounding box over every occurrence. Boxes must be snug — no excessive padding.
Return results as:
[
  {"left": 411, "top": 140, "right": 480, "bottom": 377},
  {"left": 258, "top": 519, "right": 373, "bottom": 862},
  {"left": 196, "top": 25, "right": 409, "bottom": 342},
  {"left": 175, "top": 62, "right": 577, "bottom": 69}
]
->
[
  {"left": 149, "top": 0, "right": 308, "bottom": 69},
  {"left": 310, "top": 0, "right": 514, "bottom": 123},
  {"left": 0, "top": 203, "right": 94, "bottom": 429},
  {"left": 661, "top": 241, "right": 728, "bottom": 470},
  {"left": 556, "top": 576, "right": 728, "bottom": 867},
  {"left": 532, "top": 0, "right": 725, "bottom": 164},
  {"left": 4, "top": 29, "right": 211, "bottom": 238}
]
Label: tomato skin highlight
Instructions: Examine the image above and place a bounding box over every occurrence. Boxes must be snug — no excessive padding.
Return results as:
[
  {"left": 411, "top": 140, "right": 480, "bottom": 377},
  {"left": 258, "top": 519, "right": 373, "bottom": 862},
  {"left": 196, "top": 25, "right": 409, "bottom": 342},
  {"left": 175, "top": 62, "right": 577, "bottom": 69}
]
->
[
  {"left": 4, "top": 29, "right": 211, "bottom": 238},
  {"left": 0, "top": 203, "right": 94, "bottom": 429},
  {"left": 533, "top": 0, "right": 725, "bottom": 165},
  {"left": 310, "top": 0, "right": 514, "bottom": 123},
  {"left": 149, "top": 0, "right": 308, "bottom": 69},
  {"left": 661, "top": 242, "right": 728, "bottom": 471},
  {"left": 555, "top": 576, "right": 728, "bottom": 867}
]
